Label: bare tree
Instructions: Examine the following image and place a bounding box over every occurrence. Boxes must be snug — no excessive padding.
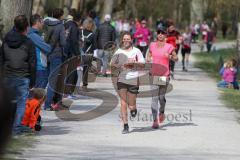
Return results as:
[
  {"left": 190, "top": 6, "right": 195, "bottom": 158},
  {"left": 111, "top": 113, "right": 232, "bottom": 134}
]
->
[
  {"left": 32, "top": 0, "right": 46, "bottom": 16},
  {"left": 190, "top": 0, "right": 204, "bottom": 24},
  {"left": 0, "top": 0, "right": 33, "bottom": 36},
  {"left": 102, "top": 0, "right": 113, "bottom": 19},
  {"left": 71, "top": 0, "right": 80, "bottom": 9}
]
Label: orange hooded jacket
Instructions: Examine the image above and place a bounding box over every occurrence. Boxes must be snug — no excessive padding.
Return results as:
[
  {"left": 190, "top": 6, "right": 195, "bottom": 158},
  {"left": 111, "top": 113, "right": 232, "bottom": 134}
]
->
[{"left": 22, "top": 99, "right": 41, "bottom": 129}]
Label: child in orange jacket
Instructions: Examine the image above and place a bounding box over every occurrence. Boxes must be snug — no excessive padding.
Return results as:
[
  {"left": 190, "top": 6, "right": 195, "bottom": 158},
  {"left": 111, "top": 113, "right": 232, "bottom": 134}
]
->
[{"left": 22, "top": 88, "right": 46, "bottom": 131}]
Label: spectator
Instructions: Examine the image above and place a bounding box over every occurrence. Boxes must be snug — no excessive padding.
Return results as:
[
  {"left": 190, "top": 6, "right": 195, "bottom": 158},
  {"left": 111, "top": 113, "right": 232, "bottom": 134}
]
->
[
  {"left": 0, "top": 78, "right": 16, "bottom": 152},
  {"left": 80, "top": 19, "right": 96, "bottom": 91},
  {"left": 28, "top": 14, "right": 51, "bottom": 89},
  {"left": 218, "top": 60, "right": 235, "bottom": 88},
  {"left": 22, "top": 88, "right": 46, "bottom": 132},
  {"left": 43, "top": 8, "right": 66, "bottom": 111},
  {"left": 0, "top": 15, "right": 36, "bottom": 134},
  {"left": 63, "top": 11, "right": 82, "bottom": 97},
  {"left": 94, "top": 14, "right": 116, "bottom": 77},
  {"left": 82, "top": 10, "right": 99, "bottom": 31},
  {"left": 220, "top": 59, "right": 239, "bottom": 90}
]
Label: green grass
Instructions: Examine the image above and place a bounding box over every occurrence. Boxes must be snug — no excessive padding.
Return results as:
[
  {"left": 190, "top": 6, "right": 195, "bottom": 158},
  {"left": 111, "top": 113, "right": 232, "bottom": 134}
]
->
[
  {"left": 194, "top": 49, "right": 240, "bottom": 110},
  {"left": 1, "top": 135, "right": 36, "bottom": 159},
  {"left": 215, "top": 32, "right": 236, "bottom": 43}
]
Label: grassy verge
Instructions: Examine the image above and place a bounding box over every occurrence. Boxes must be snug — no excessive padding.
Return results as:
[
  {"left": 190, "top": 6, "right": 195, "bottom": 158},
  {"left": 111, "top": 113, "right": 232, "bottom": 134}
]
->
[
  {"left": 1, "top": 135, "right": 36, "bottom": 159},
  {"left": 194, "top": 48, "right": 240, "bottom": 110}
]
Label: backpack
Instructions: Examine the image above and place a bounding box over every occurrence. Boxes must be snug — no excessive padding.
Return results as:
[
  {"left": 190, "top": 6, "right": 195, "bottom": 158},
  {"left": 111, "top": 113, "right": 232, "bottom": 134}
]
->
[
  {"left": 79, "top": 29, "right": 93, "bottom": 54},
  {"left": 43, "top": 24, "right": 59, "bottom": 53}
]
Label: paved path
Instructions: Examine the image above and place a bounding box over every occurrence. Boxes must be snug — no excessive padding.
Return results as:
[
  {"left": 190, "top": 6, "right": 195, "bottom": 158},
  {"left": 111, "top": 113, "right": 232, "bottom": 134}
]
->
[{"left": 19, "top": 41, "right": 240, "bottom": 160}]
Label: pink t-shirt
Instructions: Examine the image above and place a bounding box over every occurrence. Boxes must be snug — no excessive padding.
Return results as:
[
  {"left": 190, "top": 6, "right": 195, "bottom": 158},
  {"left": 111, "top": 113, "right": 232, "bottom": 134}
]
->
[
  {"left": 134, "top": 27, "right": 151, "bottom": 46},
  {"left": 223, "top": 68, "right": 235, "bottom": 83},
  {"left": 149, "top": 42, "right": 174, "bottom": 77}
]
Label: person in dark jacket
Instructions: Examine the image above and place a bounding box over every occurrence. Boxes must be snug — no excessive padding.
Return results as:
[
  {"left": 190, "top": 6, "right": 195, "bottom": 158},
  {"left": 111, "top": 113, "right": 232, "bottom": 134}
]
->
[
  {"left": 0, "top": 78, "right": 16, "bottom": 152},
  {"left": 43, "top": 8, "right": 66, "bottom": 111},
  {"left": 95, "top": 14, "right": 116, "bottom": 76},
  {"left": 28, "top": 14, "right": 52, "bottom": 89},
  {"left": 80, "top": 18, "right": 96, "bottom": 91},
  {"left": 63, "top": 10, "right": 82, "bottom": 96},
  {"left": 0, "top": 15, "right": 36, "bottom": 134},
  {"left": 64, "top": 9, "right": 81, "bottom": 58}
]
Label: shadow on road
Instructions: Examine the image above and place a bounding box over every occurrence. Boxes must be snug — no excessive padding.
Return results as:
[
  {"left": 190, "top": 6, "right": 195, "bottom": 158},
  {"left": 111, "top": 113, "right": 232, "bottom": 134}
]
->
[
  {"left": 37, "top": 125, "right": 71, "bottom": 136},
  {"left": 130, "top": 122, "right": 197, "bottom": 133}
]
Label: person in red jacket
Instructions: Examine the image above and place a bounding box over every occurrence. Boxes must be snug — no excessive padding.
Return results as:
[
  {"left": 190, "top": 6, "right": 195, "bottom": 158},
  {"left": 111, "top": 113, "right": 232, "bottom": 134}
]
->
[
  {"left": 166, "top": 23, "right": 180, "bottom": 79},
  {"left": 22, "top": 88, "right": 46, "bottom": 131}
]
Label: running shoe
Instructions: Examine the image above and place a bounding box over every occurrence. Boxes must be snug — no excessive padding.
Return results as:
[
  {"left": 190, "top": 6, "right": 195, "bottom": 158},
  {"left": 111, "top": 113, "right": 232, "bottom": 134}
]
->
[
  {"left": 51, "top": 103, "right": 60, "bottom": 111},
  {"left": 122, "top": 124, "right": 129, "bottom": 134},
  {"left": 159, "top": 113, "right": 165, "bottom": 123},
  {"left": 152, "top": 119, "right": 159, "bottom": 129},
  {"left": 130, "top": 109, "right": 137, "bottom": 118},
  {"left": 170, "top": 71, "right": 174, "bottom": 80}
]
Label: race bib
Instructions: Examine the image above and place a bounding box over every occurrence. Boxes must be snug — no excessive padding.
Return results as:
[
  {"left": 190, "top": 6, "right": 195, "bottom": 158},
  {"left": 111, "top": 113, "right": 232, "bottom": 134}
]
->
[
  {"left": 152, "top": 76, "right": 167, "bottom": 85},
  {"left": 139, "top": 41, "right": 147, "bottom": 47},
  {"left": 125, "top": 71, "right": 138, "bottom": 80}
]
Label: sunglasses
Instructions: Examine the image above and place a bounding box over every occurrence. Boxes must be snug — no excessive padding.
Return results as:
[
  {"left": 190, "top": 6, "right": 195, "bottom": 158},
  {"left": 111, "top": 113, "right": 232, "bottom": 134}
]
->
[{"left": 157, "top": 30, "right": 166, "bottom": 35}]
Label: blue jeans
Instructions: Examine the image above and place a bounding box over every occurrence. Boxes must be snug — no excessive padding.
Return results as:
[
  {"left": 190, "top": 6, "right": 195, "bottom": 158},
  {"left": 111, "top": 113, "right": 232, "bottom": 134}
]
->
[
  {"left": 96, "top": 49, "right": 109, "bottom": 74},
  {"left": 44, "top": 56, "right": 62, "bottom": 109},
  {"left": 217, "top": 80, "right": 229, "bottom": 88},
  {"left": 4, "top": 76, "right": 30, "bottom": 134},
  {"left": 233, "top": 81, "right": 239, "bottom": 90},
  {"left": 35, "top": 70, "right": 49, "bottom": 89}
]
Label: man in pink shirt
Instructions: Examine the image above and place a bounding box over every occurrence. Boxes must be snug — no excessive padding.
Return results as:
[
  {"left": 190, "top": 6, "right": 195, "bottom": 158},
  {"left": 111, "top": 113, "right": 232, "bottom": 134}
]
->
[{"left": 147, "top": 27, "right": 178, "bottom": 129}]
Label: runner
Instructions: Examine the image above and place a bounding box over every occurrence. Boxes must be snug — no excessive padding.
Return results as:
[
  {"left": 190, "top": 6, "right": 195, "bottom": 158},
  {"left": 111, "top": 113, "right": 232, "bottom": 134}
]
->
[
  {"left": 181, "top": 27, "right": 192, "bottom": 72},
  {"left": 147, "top": 28, "right": 178, "bottom": 129},
  {"left": 111, "top": 31, "right": 145, "bottom": 134},
  {"left": 134, "top": 19, "right": 151, "bottom": 58},
  {"left": 166, "top": 22, "right": 180, "bottom": 79}
]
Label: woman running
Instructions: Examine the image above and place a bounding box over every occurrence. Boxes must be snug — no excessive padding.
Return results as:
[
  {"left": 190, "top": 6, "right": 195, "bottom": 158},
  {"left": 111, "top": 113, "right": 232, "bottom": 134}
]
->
[
  {"left": 111, "top": 31, "right": 145, "bottom": 134},
  {"left": 147, "top": 28, "right": 178, "bottom": 129}
]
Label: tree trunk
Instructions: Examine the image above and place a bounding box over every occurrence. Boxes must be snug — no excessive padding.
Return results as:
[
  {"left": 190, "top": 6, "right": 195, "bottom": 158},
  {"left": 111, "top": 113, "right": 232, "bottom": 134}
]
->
[
  {"left": 190, "top": 0, "right": 204, "bottom": 24},
  {"left": 0, "top": 0, "right": 33, "bottom": 36},
  {"left": 32, "top": 0, "right": 46, "bottom": 16},
  {"left": 237, "top": 23, "right": 240, "bottom": 78},
  {"left": 102, "top": 0, "right": 113, "bottom": 20},
  {"left": 71, "top": 0, "right": 80, "bottom": 10}
]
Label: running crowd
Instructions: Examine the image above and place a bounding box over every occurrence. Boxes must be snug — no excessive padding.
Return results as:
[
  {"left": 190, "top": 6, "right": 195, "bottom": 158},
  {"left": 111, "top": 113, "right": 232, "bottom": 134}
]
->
[{"left": 0, "top": 8, "right": 236, "bottom": 135}]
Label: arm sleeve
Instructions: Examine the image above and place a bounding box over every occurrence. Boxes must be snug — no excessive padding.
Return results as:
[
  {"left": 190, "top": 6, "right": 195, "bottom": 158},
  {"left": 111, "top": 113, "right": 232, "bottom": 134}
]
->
[
  {"left": 30, "top": 34, "right": 52, "bottom": 54},
  {"left": 219, "top": 66, "right": 225, "bottom": 76},
  {"left": 70, "top": 26, "right": 80, "bottom": 56}
]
